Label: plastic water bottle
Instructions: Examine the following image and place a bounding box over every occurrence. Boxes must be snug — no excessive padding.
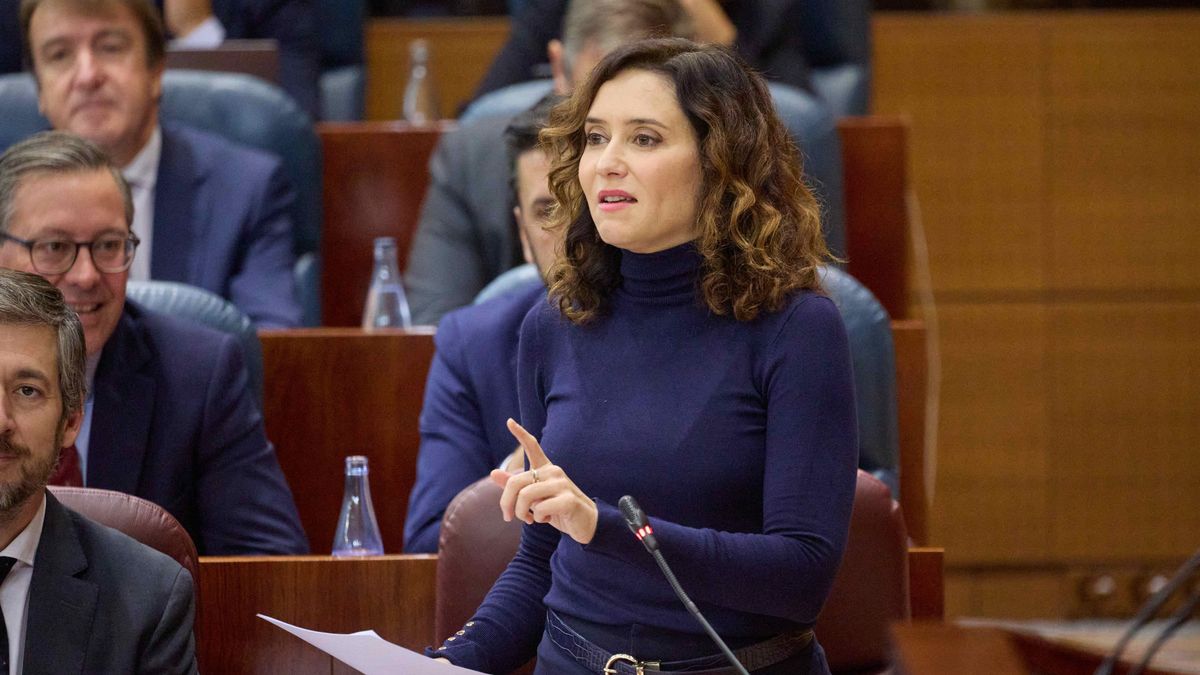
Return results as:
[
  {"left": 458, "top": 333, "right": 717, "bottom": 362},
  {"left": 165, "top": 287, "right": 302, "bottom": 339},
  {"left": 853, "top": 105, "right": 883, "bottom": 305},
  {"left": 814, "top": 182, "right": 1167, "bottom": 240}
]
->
[
  {"left": 332, "top": 455, "right": 385, "bottom": 557},
  {"left": 402, "top": 39, "right": 440, "bottom": 124},
  {"left": 362, "top": 237, "right": 411, "bottom": 329}
]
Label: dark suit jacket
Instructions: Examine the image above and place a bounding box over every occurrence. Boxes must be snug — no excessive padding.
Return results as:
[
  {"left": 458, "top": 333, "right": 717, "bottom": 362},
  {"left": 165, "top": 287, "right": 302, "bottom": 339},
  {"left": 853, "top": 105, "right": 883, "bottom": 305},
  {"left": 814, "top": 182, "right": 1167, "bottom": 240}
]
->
[
  {"left": 24, "top": 492, "right": 197, "bottom": 674},
  {"left": 469, "top": 0, "right": 811, "bottom": 103},
  {"left": 0, "top": 0, "right": 19, "bottom": 74},
  {"left": 88, "top": 301, "right": 309, "bottom": 554},
  {"left": 211, "top": 0, "right": 321, "bottom": 118},
  {"left": 404, "top": 280, "right": 544, "bottom": 551},
  {"left": 154, "top": 123, "right": 302, "bottom": 328},
  {"left": 404, "top": 115, "right": 526, "bottom": 325}
]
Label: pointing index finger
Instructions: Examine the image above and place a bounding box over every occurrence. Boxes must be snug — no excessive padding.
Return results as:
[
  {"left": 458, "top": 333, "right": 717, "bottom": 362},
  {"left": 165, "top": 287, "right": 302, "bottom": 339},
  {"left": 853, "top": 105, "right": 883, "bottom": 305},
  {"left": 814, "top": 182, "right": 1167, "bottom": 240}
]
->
[{"left": 506, "top": 418, "right": 551, "bottom": 468}]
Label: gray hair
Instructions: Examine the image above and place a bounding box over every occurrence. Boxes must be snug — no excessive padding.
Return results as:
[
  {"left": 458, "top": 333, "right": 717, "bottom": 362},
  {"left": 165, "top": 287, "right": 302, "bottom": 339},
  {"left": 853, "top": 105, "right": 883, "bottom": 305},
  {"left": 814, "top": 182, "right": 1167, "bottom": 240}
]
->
[
  {"left": 560, "top": 0, "right": 695, "bottom": 81},
  {"left": 0, "top": 269, "right": 86, "bottom": 420},
  {"left": 0, "top": 131, "right": 133, "bottom": 235}
]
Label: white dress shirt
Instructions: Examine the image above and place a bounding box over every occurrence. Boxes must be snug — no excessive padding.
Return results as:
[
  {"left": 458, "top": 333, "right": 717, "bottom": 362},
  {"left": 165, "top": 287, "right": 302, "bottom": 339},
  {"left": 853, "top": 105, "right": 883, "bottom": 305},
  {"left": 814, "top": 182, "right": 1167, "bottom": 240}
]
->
[
  {"left": 171, "top": 16, "right": 226, "bottom": 47},
  {"left": 0, "top": 496, "right": 48, "bottom": 675},
  {"left": 122, "top": 127, "right": 162, "bottom": 283}
]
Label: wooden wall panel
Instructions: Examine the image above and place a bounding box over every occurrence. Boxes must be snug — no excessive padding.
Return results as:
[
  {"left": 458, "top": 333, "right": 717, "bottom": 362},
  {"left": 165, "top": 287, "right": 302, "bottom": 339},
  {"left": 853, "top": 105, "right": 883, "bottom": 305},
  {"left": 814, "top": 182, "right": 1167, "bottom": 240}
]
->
[
  {"left": 875, "top": 11, "right": 1200, "bottom": 619},
  {"left": 930, "top": 304, "right": 1050, "bottom": 564},
  {"left": 946, "top": 569, "right": 1069, "bottom": 619},
  {"left": 934, "top": 304, "right": 1049, "bottom": 482},
  {"left": 366, "top": 18, "right": 510, "bottom": 121},
  {"left": 1045, "top": 16, "right": 1200, "bottom": 292},
  {"left": 1047, "top": 302, "right": 1200, "bottom": 561},
  {"left": 873, "top": 15, "right": 1048, "bottom": 295}
]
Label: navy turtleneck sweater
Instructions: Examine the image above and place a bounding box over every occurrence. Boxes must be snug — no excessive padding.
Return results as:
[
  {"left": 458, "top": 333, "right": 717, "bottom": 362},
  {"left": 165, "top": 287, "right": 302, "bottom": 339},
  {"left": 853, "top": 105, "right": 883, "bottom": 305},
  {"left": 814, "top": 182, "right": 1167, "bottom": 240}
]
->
[{"left": 436, "top": 243, "right": 858, "bottom": 673}]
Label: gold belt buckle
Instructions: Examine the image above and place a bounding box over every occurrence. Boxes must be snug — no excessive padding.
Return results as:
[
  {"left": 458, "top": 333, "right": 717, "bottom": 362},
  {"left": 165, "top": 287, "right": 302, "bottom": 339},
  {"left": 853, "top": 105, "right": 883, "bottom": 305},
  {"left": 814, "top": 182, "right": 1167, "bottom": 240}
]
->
[{"left": 603, "top": 653, "right": 643, "bottom": 675}]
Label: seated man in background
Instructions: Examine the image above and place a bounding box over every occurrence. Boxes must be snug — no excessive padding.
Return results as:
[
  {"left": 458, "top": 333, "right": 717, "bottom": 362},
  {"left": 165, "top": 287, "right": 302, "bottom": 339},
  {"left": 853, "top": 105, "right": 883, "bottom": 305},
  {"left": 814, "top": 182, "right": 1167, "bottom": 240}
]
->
[
  {"left": 470, "top": 0, "right": 811, "bottom": 103},
  {"left": 2, "top": 0, "right": 319, "bottom": 118},
  {"left": 0, "top": 131, "right": 308, "bottom": 554},
  {"left": 405, "top": 0, "right": 694, "bottom": 325},
  {"left": 18, "top": 0, "right": 302, "bottom": 328},
  {"left": 0, "top": 268, "right": 196, "bottom": 673},
  {"left": 404, "top": 95, "right": 561, "bottom": 553}
]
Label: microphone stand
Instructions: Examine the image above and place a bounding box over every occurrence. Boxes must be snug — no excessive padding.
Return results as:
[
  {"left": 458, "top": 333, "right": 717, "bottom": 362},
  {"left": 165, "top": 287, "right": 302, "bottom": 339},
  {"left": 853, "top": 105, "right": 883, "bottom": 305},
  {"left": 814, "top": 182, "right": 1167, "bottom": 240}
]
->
[
  {"left": 1095, "top": 547, "right": 1200, "bottom": 675},
  {"left": 619, "top": 496, "right": 751, "bottom": 675}
]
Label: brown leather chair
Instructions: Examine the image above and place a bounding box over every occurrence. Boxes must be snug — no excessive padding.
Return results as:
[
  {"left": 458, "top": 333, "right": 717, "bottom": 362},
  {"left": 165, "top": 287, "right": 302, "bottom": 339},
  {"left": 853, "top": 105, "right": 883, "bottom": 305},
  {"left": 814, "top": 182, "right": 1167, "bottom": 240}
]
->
[
  {"left": 47, "top": 486, "right": 200, "bottom": 600},
  {"left": 815, "top": 471, "right": 911, "bottom": 674},
  {"left": 435, "top": 470, "right": 931, "bottom": 675},
  {"left": 435, "top": 477, "right": 520, "bottom": 644}
]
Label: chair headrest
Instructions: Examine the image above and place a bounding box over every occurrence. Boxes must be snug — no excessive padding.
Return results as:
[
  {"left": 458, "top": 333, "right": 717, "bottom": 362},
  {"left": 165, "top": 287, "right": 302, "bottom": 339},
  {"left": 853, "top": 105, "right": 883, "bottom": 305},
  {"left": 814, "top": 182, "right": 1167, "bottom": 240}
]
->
[
  {"left": 816, "top": 470, "right": 910, "bottom": 671},
  {"left": 126, "top": 280, "right": 264, "bottom": 407},
  {"left": 47, "top": 485, "right": 199, "bottom": 588}
]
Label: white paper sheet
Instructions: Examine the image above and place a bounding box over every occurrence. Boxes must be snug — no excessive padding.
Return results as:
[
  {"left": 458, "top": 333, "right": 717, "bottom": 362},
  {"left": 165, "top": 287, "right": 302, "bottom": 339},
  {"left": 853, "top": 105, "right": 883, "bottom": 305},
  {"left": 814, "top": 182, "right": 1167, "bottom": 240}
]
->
[{"left": 257, "top": 614, "right": 485, "bottom": 674}]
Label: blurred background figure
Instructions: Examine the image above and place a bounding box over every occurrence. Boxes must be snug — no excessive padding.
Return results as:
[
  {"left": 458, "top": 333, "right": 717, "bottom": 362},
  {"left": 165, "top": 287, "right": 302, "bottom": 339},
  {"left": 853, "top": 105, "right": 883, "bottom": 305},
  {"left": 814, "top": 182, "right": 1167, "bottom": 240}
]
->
[
  {"left": 468, "top": 0, "right": 812, "bottom": 104},
  {"left": 0, "top": 0, "right": 321, "bottom": 118},
  {"left": 403, "top": 93, "right": 562, "bottom": 553},
  {"left": 403, "top": 0, "right": 697, "bottom": 325}
]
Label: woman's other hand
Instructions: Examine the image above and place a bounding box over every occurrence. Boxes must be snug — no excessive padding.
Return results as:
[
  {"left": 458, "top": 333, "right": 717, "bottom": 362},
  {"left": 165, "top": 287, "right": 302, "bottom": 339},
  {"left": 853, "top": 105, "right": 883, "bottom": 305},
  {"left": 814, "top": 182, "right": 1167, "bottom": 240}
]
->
[{"left": 492, "top": 418, "right": 599, "bottom": 545}]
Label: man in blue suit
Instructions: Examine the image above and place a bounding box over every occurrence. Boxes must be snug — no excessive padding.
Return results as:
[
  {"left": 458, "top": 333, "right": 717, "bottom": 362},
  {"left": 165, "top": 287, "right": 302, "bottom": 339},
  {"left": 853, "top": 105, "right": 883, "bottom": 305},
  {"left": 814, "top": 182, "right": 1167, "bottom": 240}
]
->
[
  {"left": 19, "top": 0, "right": 301, "bottom": 328},
  {"left": 404, "top": 96, "right": 561, "bottom": 553},
  {"left": 0, "top": 267, "right": 196, "bottom": 673},
  {"left": 0, "top": 131, "right": 308, "bottom": 554}
]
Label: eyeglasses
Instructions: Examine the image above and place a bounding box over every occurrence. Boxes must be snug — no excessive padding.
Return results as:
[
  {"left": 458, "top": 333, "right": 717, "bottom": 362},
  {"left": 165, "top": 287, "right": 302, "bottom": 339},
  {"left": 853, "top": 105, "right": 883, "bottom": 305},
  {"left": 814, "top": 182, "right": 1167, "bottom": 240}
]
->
[{"left": 0, "top": 232, "right": 140, "bottom": 275}]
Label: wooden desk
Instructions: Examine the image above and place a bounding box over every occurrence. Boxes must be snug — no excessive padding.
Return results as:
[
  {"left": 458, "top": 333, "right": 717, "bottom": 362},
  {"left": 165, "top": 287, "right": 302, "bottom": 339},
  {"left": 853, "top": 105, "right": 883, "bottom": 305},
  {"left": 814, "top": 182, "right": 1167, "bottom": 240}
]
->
[
  {"left": 198, "top": 555, "right": 437, "bottom": 674},
  {"left": 319, "top": 122, "right": 455, "bottom": 327},
  {"left": 165, "top": 40, "right": 280, "bottom": 85},
  {"left": 260, "top": 328, "right": 436, "bottom": 553}
]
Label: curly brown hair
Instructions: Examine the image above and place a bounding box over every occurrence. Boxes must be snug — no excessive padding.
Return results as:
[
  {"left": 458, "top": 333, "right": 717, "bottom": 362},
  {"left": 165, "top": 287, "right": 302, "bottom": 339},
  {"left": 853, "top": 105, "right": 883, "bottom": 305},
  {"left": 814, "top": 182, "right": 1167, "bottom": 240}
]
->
[{"left": 540, "top": 37, "right": 829, "bottom": 324}]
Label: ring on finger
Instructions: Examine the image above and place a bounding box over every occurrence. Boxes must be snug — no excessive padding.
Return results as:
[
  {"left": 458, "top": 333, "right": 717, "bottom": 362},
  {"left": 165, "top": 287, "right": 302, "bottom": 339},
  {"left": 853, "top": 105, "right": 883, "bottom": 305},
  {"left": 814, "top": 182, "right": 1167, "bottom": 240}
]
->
[{"left": 531, "top": 468, "right": 540, "bottom": 483}]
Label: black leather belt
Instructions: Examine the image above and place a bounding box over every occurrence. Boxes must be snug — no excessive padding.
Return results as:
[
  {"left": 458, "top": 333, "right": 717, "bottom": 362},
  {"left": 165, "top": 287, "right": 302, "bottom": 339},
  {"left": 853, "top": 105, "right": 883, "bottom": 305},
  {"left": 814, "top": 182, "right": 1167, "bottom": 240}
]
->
[{"left": 545, "top": 610, "right": 814, "bottom": 674}]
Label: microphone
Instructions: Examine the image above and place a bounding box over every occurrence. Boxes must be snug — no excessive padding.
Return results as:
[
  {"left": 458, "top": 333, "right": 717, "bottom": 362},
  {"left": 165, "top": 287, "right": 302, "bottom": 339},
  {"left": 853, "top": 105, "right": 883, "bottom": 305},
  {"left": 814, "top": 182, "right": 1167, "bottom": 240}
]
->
[
  {"left": 618, "top": 494, "right": 659, "bottom": 551},
  {"left": 618, "top": 496, "right": 750, "bottom": 675},
  {"left": 1096, "top": 547, "right": 1200, "bottom": 675}
]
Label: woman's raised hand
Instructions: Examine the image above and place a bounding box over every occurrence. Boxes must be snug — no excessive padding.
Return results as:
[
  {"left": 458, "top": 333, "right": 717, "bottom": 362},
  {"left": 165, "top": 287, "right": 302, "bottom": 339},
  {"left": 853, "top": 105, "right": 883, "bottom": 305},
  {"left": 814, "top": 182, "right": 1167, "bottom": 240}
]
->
[{"left": 491, "top": 418, "right": 599, "bottom": 545}]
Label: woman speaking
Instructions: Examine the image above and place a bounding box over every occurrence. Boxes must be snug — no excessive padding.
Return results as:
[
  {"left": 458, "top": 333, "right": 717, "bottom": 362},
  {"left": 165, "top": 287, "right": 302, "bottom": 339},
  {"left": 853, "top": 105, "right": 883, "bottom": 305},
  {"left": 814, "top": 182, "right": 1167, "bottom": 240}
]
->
[{"left": 432, "top": 38, "right": 858, "bottom": 675}]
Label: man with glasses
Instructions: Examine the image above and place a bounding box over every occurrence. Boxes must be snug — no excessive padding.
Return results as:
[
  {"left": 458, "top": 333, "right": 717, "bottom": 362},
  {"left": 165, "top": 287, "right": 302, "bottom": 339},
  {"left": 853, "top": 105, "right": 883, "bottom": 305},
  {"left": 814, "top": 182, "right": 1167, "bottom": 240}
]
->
[{"left": 0, "top": 131, "right": 308, "bottom": 555}]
